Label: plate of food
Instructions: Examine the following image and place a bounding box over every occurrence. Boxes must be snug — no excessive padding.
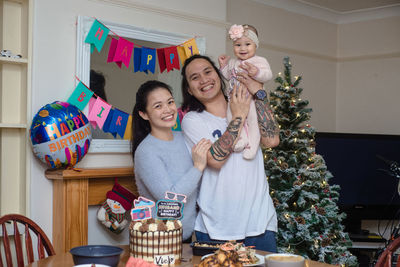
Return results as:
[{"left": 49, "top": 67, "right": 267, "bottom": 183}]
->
[
  {"left": 199, "top": 242, "right": 264, "bottom": 266},
  {"left": 190, "top": 241, "right": 226, "bottom": 256},
  {"left": 201, "top": 253, "right": 264, "bottom": 266}
]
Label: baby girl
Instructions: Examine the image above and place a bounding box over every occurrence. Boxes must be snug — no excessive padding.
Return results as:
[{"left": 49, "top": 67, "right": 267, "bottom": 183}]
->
[{"left": 219, "top": 24, "right": 273, "bottom": 159}]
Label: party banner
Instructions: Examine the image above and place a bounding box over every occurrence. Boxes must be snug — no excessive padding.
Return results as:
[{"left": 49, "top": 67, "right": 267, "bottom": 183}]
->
[
  {"left": 133, "top": 47, "right": 142, "bottom": 73},
  {"left": 164, "top": 46, "right": 180, "bottom": 72},
  {"left": 88, "top": 97, "right": 112, "bottom": 129},
  {"left": 85, "top": 19, "right": 110, "bottom": 53},
  {"left": 172, "top": 113, "right": 181, "bottom": 132},
  {"left": 140, "top": 47, "right": 156, "bottom": 73},
  {"left": 109, "top": 109, "right": 130, "bottom": 138},
  {"left": 183, "top": 39, "right": 199, "bottom": 57},
  {"left": 113, "top": 38, "right": 134, "bottom": 68},
  {"left": 177, "top": 46, "right": 187, "bottom": 65},
  {"left": 101, "top": 108, "right": 115, "bottom": 135},
  {"left": 67, "top": 82, "right": 94, "bottom": 111},
  {"left": 72, "top": 19, "right": 205, "bottom": 138},
  {"left": 157, "top": 48, "right": 167, "bottom": 73},
  {"left": 107, "top": 38, "right": 122, "bottom": 68},
  {"left": 123, "top": 115, "right": 133, "bottom": 140},
  {"left": 85, "top": 18, "right": 200, "bottom": 74}
]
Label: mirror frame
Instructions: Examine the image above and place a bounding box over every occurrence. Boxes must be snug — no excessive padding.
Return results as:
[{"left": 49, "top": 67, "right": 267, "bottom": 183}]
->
[{"left": 76, "top": 16, "right": 206, "bottom": 153}]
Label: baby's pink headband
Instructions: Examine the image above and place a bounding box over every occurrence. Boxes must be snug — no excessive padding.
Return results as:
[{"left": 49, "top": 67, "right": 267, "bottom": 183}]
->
[{"left": 228, "top": 24, "right": 259, "bottom": 48}]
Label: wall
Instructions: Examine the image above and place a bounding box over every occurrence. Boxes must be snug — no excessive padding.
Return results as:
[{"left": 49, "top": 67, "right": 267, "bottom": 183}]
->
[
  {"left": 31, "top": 0, "right": 227, "bottom": 244},
  {"left": 337, "top": 16, "right": 400, "bottom": 134}
]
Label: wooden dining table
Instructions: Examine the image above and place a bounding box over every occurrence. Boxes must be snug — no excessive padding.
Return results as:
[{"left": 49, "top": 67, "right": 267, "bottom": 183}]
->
[{"left": 27, "top": 243, "right": 335, "bottom": 267}]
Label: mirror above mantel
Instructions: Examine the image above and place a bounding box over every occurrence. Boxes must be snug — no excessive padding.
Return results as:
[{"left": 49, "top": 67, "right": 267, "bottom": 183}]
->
[{"left": 76, "top": 16, "right": 206, "bottom": 153}]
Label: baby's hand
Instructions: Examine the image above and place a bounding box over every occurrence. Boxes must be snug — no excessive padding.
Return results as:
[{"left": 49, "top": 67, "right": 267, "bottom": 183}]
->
[
  {"left": 240, "top": 62, "right": 259, "bottom": 78},
  {"left": 218, "top": 55, "right": 230, "bottom": 69}
]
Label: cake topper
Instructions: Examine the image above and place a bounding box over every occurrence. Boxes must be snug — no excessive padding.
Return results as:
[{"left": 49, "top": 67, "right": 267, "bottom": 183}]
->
[
  {"left": 131, "top": 196, "right": 155, "bottom": 221},
  {"left": 155, "top": 191, "right": 186, "bottom": 220},
  {"left": 164, "top": 191, "right": 187, "bottom": 203}
]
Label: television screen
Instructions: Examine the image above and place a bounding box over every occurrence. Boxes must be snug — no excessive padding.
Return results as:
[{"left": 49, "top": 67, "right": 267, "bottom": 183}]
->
[{"left": 315, "top": 132, "right": 400, "bottom": 233}]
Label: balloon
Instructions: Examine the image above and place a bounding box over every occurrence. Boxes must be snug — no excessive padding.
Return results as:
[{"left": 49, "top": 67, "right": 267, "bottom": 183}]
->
[{"left": 30, "top": 101, "right": 92, "bottom": 169}]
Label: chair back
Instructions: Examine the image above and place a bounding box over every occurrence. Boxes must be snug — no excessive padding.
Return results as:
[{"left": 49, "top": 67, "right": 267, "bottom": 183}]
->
[
  {"left": 0, "top": 214, "right": 55, "bottom": 267},
  {"left": 375, "top": 237, "right": 400, "bottom": 267}
]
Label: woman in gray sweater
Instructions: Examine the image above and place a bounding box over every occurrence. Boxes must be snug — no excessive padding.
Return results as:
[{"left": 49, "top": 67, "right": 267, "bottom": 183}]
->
[{"left": 131, "top": 80, "right": 210, "bottom": 242}]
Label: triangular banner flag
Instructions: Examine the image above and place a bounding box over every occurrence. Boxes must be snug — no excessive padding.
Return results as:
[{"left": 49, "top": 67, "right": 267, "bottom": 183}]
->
[
  {"left": 183, "top": 39, "right": 199, "bottom": 57},
  {"left": 140, "top": 47, "right": 156, "bottom": 74},
  {"left": 124, "top": 115, "right": 132, "bottom": 140},
  {"left": 88, "top": 97, "right": 112, "bottom": 129},
  {"left": 164, "top": 46, "right": 180, "bottom": 72},
  {"left": 101, "top": 108, "right": 115, "bottom": 136},
  {"left": 133, "top": 47, "right": 142, "bottom": 73},
  {"left": 107, "top": 37, "right": 122, "bottom": 68},
  {"left": 157, "top": 48, "right": 166, "bottom": 73},
  {"left": 113, "top": 38, "right": 134, "bottom": 68},
  {"left": 67, "top": 82, "right": 94, "bottom": 111},
  {"left": 85, "top": 19, "right": 110, "bottom": 53},
  {"left": 109, "top": 109, "right": 129, "bottom": 138},
  {"left": 177, "top": 46, "right": 187, "bottom": 65},
  {"left": 172, "top": 113, "right": 181, "bottom": 131}
]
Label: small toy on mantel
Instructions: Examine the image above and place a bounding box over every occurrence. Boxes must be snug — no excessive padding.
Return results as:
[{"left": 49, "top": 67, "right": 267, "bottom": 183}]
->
[{"left": 97, "top": 181, "right": 136, "bottom": 234}]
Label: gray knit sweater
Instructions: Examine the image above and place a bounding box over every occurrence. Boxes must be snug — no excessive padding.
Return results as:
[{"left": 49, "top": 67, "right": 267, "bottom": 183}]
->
[{"left": 134, "top": 131, "right": 202, "bottom": 240}]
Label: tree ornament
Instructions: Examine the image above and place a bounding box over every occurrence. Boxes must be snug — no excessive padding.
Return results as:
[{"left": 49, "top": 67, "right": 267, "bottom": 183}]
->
[
  {"left": 316, "top": 207, "right": 326, "bottom": 215},
  {"left": 295, "top": 216, "right": 306, "bottom": 224},
  {"left": 281, "top": 162, "right": 289, "bottom": 170},
  {"left": 293, "top": 180, "right": 302, "bottom": 186},
  {"left": 322, "top": 238, "right": 331, "bottom": 247}
]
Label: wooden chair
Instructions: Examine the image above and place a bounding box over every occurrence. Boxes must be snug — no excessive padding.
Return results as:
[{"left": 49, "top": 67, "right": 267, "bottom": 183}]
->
[
  {"left": 0, "top": 214, "right": 55, "bottom": 267},
  {"left": 375, "top": 237, "right": 400, "bottom": 267}
]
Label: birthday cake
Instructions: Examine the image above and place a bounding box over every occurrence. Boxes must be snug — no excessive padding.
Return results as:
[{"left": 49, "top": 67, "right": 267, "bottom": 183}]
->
[{"left": 129, "top": 218, "right": 183, "bottom": 264}]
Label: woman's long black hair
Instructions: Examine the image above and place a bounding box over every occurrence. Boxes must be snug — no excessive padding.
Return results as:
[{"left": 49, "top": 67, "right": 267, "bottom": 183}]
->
[
  {"left": 180, "top": 54, "right": 226, "bottom": 112},
  {"left": 131, "top": 80, "right": 173, "bottom": 159}
]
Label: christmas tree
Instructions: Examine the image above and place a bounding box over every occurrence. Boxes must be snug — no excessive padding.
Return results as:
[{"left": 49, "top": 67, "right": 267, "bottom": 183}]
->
[{"left": 264, "top": 57, "right": 358, "bottom": 266}]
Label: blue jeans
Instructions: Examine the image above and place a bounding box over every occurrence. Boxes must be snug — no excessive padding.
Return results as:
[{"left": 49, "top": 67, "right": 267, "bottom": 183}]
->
[{"left": 195, "top": 230, "right": 277, "bottom": 252}]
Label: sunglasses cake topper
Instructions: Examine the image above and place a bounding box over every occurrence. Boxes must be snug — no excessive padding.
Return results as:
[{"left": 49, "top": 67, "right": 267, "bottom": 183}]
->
[{"left": 155, "top": 191, "right": 186, "bottom": 220}]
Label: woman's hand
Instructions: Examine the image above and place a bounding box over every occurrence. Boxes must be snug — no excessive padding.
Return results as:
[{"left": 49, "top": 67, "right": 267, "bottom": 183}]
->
[
  {"left": 192, "top": 138, "right": 212, "bottom": 172},
  {"left": 236, "top": 71, "right": 263, "bottom": 96},
  {"left": 229, "top": 82, "right": 251, "bottom": 120}
]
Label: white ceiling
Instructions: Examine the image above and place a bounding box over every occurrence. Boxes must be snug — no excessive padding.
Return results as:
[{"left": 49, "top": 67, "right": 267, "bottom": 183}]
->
[{"left": 296, "top": 0, "right": 400, "bottom": 13}]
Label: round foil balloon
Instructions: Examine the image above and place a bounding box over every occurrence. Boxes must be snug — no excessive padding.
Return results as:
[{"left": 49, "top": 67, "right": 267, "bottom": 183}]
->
[{"left": 30, "top": 101, "right": 92, "bottom": 169}]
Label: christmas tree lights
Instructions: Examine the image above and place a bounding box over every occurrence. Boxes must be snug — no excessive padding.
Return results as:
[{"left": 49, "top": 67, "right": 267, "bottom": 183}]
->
[{"left": 264, "top": 57, "right": 358, "bottom": 266}]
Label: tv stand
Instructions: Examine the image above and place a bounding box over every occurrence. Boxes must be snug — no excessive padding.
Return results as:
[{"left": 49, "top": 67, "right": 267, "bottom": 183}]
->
[
  {"left": 349, "top": 232, "right": 386, "bottom": 266},
  {"left": 350, "top": 232, "right": 386, "bottom": 244}
]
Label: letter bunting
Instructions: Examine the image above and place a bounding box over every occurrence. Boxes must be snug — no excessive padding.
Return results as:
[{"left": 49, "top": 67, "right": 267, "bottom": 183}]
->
[
  {"left": 85, "top": 19, "right": 110, "bottom": 53},
  {"left": 65, "top": 18, "right": 200, "bottom": 138},
  {"left": 84, "top": 18, "right": 199, "bottom": 73},
  {"left": 67, "top": 82, "right": 94, "bottom": 111}
]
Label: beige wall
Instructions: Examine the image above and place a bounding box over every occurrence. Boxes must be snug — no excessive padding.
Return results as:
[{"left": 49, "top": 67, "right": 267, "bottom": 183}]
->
[{"left": 337, "top": 17, "right": 400, "bottom": 134}]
